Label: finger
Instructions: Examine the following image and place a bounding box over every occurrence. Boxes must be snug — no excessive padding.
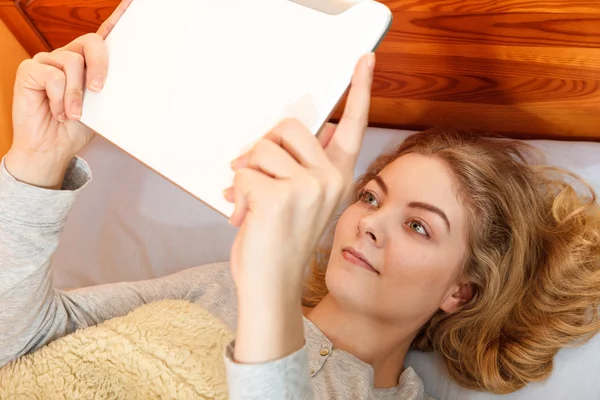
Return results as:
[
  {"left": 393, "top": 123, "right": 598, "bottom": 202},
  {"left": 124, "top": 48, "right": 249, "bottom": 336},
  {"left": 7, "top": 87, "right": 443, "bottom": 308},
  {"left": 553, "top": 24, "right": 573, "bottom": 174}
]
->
[
  {"left": 34, "top": 50, "right": 85, "bottom": 120},
  {"left": 60, "top": 33, "right": 109, "bottom": 92},
  {"left": 223, "top": 186, "right": 234, "bottom": 203},
  {"left": 18, "top": 60, "right": 67, "bottom": 121},
  {"left": 97, "top": 0, "right": 134, "bottom": 39},
  {"left": 261, "top": 118, "right": 329, "bottom": 169},
  {"left": 317, "top": 122, "right": 337, "bottom": 149},
  {"left": 225, "top": 185, "right": 248, "bottom": 226},
  {"left": 230, "top": 168, "right": 272, "bottom": 226},
  {"left": 327, "top": 53, "right": 375, "bottom": 171},
  {"left": 230, "top": 185, "right": 247, "bottom": 227},
  {"left": 223, "top": 186, "right": 244, "bottom": 224},
  {"left": 231, "top": 138, "right": 304, "bottom": 179}
]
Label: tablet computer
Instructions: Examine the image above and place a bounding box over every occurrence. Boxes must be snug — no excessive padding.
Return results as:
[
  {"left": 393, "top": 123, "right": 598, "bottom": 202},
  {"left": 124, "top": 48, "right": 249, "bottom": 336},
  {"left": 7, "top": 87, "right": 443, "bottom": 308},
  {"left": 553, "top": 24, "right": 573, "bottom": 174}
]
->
[{"left": 81, "top": 0, "right": 392, "bottom": 218}]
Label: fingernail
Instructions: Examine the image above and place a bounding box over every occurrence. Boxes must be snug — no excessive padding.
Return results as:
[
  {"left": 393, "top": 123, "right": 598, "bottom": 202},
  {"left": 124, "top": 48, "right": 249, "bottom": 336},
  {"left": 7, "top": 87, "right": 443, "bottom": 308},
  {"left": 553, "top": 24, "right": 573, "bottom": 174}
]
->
[
  {"left": 230, "top": 156, "right": 243, "bottom": 170},
  {"left": 368, "top": 52, "right": 376, "bottom": 70},
  {"left": 71, "top": 101, "right": 82, "bottom": 119},
  {"left": 57, "top": 112, "right": 66, "bottom": 123},
  {"left": 90, "top": 76, "right": 104, "bottom": 91}
]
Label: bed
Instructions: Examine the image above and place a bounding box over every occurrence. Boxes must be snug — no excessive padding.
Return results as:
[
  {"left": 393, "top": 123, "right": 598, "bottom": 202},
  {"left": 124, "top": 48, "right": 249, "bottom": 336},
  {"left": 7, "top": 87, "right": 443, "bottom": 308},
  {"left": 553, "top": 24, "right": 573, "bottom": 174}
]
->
[
  {"left": 1, "top": 1, "right": 599, "bottom": 399},
  {"left": 2, "top": 0, "right": 600, "bottom": 140}
]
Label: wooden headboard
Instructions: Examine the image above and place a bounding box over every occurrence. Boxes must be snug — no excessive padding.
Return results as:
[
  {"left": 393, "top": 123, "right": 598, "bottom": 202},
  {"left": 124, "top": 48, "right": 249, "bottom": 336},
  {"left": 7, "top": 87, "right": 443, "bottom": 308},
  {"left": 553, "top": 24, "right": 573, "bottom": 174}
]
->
[{"left": 2, "top": 0, "right": 599, "bottom": 141}]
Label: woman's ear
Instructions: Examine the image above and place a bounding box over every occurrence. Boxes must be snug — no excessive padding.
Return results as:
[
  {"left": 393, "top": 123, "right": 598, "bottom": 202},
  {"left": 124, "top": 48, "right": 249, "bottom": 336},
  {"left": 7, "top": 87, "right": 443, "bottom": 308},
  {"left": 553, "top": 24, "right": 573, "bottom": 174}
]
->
[{"left": 440, "top": 280, "right": 474, "bottom": 313}]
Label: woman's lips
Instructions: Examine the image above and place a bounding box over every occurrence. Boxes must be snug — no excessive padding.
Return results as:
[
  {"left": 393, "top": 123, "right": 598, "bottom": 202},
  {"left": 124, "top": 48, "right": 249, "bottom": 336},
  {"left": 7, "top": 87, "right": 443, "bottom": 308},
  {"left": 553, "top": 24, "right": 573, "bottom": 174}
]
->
[{"left": 342, "top": 248, "right": 379, "bottom": 274}]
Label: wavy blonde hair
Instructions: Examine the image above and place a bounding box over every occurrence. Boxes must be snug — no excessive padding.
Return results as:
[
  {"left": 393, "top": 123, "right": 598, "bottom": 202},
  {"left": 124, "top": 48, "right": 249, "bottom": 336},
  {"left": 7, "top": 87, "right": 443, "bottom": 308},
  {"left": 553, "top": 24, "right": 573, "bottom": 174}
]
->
[{"left": 302, "top": 128, "right": 600, "bottom": 394}]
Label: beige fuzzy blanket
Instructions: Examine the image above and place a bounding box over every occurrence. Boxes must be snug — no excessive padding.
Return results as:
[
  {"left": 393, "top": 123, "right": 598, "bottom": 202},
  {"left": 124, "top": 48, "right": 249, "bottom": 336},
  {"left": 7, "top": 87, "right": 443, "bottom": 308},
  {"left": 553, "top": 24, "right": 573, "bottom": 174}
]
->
[{"left": 0, "top": 300, "right": 234, "bottom": 399}]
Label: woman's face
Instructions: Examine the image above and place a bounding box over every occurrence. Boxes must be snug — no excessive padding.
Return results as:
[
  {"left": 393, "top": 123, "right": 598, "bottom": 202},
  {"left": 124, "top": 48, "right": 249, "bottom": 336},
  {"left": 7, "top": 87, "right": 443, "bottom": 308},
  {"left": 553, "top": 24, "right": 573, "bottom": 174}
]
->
[{"left": 326, "top": 153, "right": 470, "bottom": 325}]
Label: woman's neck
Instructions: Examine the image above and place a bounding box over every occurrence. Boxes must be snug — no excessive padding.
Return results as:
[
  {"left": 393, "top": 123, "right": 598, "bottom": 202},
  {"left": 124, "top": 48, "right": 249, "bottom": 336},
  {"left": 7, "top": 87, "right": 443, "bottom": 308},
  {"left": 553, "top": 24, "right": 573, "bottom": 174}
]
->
[{"left": 304, "top": 294, "right": 417, "bottom": 388}]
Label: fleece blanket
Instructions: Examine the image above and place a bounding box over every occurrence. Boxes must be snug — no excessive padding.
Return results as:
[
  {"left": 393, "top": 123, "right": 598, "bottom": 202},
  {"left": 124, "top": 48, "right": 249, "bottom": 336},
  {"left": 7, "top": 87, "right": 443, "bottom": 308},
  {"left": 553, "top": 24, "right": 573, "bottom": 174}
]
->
[{"left": 0, "top": 300, "right": 234, "bottom": 399}]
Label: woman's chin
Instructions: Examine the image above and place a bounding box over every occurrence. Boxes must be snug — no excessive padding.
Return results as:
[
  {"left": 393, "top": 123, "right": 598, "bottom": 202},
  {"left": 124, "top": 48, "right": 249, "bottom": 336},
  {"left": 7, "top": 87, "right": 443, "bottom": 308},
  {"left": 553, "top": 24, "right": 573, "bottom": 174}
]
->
[{"left": 325, "top": 264, "right": 377, "bottom": 310}]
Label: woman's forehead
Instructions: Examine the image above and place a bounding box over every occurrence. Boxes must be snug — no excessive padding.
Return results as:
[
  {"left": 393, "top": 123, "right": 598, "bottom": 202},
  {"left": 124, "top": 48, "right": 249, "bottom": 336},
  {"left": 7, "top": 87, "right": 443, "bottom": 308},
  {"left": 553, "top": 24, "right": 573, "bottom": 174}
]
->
[
  {"left": 379, "top": 154, "right": 457, "bottom": 195},
  {"left": 376, "top": 154, "right": 467, "bottom": 226}
]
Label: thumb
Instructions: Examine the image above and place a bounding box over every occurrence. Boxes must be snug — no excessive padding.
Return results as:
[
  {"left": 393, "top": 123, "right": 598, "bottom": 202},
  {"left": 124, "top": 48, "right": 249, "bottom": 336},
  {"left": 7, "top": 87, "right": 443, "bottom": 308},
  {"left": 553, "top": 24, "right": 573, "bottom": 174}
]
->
[
  {"left": 326, "top": 53, "right": 374, "bottom": 174},
  {"left": 317, "top": 123, "right": 337, "bottom": 149},
  {"left": 97, "top": 0, "right": 134, "bottom": 39}
]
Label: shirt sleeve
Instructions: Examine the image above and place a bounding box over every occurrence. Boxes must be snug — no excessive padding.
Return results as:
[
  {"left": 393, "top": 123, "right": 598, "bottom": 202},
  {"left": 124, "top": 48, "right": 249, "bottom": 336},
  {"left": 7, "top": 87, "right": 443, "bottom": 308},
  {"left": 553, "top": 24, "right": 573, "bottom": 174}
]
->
[
  {"left": 0, "top": 156, "right": 221, "bottom": 368},
  {"left": 224, "top": 341, "right": 315, "bottom": 400}
]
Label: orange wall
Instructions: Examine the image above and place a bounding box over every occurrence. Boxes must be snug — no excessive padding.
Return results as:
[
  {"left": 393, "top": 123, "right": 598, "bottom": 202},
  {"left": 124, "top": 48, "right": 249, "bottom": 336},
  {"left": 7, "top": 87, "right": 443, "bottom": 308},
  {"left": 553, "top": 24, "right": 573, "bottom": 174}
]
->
[{"left": 0, "top": 20, "right": 30, "bottom": 157}]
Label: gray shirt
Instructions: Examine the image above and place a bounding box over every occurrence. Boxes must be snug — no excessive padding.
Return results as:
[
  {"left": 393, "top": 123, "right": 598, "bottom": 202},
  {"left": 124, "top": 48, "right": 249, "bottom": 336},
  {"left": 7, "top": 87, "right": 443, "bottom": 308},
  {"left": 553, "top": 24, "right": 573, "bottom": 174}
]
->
[{"left": 0, "top": 156, "right": 432, "bottom": 399}]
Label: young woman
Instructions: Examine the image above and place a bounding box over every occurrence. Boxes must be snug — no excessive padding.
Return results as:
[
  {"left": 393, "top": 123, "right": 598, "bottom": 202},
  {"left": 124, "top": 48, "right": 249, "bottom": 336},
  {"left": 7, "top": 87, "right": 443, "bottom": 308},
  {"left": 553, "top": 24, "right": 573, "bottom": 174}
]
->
[{"left": 1, "top": 2, "right": 599, "bottom": 398}]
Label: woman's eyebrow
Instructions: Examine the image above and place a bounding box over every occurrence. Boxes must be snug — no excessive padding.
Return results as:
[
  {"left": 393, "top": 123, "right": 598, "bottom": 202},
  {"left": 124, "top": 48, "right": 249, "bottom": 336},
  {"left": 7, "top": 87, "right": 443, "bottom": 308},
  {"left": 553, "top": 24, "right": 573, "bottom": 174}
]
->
[
  {"left": 373, "top": 175, "right": 388, "bottom": 195},
  {"left": 408, "top": 202, "right": 451, "bottom": 232},
  {"left": 372, "top": 175, "right": 450, "bottom": 232}
]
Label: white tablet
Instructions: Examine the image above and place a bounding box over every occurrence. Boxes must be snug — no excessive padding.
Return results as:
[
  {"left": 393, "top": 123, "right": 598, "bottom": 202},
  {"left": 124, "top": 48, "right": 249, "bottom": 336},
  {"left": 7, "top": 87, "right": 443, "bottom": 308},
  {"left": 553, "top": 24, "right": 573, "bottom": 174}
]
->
[{"left": 81, "top": 0, "right": 392, "bottom": 218}]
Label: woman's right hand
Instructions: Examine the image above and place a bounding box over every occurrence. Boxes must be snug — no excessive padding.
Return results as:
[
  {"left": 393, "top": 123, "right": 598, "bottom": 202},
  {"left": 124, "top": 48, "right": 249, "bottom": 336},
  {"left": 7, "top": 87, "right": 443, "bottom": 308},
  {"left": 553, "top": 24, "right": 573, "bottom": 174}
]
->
[{"left": 5, "top": 0, "right": 133, "bottom": 189}]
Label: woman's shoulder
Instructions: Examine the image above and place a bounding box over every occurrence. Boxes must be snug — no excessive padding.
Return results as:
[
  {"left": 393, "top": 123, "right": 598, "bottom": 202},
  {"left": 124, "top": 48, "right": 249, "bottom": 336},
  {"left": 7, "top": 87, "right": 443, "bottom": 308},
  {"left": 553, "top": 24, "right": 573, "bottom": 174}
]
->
[{"left": 183, "top": 261, "right": 238, "bottom": 330}]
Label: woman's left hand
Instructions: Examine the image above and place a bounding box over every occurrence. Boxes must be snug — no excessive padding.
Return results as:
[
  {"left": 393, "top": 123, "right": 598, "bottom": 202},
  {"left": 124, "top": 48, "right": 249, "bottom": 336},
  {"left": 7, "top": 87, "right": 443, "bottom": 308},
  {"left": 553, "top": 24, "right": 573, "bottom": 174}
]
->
[{"left": 225, "top": 52, "right": 375, "bottom": 363}]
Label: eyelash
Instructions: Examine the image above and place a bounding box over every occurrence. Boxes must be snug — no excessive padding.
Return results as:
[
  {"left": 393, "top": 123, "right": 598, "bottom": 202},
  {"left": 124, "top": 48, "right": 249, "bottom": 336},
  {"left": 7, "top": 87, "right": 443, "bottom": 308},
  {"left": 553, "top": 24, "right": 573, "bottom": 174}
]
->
[
  {"left": 358, "top": 189, "right": 431, "bottom": 239},
  {"left": 359, "top": 189, "right": 379, "bottom": 207}
]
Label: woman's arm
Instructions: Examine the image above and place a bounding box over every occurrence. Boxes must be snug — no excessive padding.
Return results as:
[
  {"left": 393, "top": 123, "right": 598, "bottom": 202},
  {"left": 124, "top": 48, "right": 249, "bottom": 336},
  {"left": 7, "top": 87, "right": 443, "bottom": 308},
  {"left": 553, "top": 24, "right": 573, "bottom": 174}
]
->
[
  {"left": 224, "top": 343, "right": 313, "bottom": 399},
  {"left": 222, "top": 53, "right": 375, "bottom": 399},
  {"left": 0, "top": 156, "right": 223, "bottom": 368},
  {"left": 1, "top": 1, "right": 148, "bottom": 368}
]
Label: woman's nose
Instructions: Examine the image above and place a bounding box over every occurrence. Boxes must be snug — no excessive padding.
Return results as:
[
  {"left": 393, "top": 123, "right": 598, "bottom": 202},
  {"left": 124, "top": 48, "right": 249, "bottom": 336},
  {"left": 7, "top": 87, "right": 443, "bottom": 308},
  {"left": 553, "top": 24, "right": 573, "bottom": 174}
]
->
[{"left": 358, "top": 214, "right": 385, "bottom": 248}]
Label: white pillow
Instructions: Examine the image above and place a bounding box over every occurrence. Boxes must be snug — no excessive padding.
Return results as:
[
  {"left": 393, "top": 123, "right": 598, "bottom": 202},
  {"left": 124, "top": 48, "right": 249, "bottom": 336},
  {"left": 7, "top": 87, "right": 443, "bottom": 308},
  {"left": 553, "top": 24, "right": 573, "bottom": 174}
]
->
[{"left": 54, "top": 128, "right": 600, "bottom": 399}]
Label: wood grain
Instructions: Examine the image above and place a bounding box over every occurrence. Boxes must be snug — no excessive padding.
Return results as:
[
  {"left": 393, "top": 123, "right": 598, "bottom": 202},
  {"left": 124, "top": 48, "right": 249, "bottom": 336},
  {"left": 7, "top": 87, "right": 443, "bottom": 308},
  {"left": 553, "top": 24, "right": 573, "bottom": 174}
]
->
[
  {"left": 387, "top": 12, "right": 600, "bottom": 48},
  {"left": 3, "top": 0, "right": 600, "bottom": 140},
  {"left": 388, "top": 0, "right": 600, "bottom": 13},
  {"left": 372, "top": 53, "right": 600, "bottom": 103},
  {"left": 16, "top": 0, "right": 115, "bottom": 49},
  {"left": 0, "top": 19, "right": 31, "bottom": 157},
  {"left": 0, "top": 1, "right": 49, "bottom": 55}
]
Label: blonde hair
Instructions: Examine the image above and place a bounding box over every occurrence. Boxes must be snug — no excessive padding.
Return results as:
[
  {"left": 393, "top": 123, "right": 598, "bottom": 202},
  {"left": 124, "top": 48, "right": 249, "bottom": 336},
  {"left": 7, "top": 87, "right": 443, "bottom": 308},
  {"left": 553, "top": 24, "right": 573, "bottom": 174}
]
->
[{"left": 303, "top": 128, "right": 600, "bottom": 394}]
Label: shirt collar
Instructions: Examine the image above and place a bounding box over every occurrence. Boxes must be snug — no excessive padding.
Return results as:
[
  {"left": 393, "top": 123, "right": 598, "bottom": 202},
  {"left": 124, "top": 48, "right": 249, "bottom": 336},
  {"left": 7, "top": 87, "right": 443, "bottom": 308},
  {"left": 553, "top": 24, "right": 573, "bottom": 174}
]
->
[{"left": 302, "top": 316, "right": 424, "bottom": 393}]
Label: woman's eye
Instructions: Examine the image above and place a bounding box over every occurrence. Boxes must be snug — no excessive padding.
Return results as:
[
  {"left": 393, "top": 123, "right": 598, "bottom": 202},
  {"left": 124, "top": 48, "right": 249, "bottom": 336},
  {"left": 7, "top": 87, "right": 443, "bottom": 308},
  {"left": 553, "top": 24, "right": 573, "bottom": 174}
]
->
[
  {"left": 408, "top": 220, "right": 429, "bottom": 238},
  {"left": 360, "top": 190, "right": 379, "bottom": 207}
]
